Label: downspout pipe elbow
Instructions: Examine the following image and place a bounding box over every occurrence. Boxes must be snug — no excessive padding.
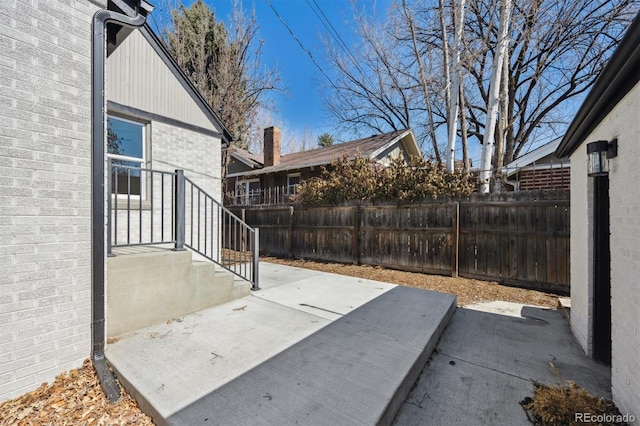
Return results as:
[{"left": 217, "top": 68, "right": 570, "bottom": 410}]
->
[{"left": 91, "top": 7, "right": 146, "bottom": 403}]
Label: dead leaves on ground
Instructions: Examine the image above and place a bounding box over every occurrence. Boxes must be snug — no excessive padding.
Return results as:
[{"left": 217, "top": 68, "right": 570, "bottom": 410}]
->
[
  {"left": 262, "top": 256, "right": 559, "bottom": 308},
  {"left": 0, "top": 359, "right": 154, "bottom": 426}
]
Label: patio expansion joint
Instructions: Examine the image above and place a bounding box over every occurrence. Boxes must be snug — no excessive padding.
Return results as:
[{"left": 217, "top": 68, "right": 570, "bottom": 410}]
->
[
  {"left": 248, "top": 293, "right": 341, "bottom": 321},
  {"left": 438, "top": 352, "right": 533, "bottom": 383}
]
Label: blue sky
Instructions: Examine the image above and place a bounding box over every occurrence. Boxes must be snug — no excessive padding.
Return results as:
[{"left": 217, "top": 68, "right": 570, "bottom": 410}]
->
[{"left": 151, "top": 0, "right": 391, "bottom": 151}]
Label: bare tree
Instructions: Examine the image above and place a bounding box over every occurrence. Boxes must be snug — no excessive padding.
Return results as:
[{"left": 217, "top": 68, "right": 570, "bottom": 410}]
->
[
  {"left": 323, "top": 2, "right": 445, "bottom": 157},
  {"left": 445, "top": 0, "right": 466, "bottom": 171},
  {"left": 164, "top": 0, "right": 281, "bottom": 148},
  {"left": 478, "top": 0, "right": 511, "bottom": 193},
  {"left": 463, "top": 0, "right": 637, "bottom": 166},
  {"left": 323, "top": 0, "right": 637, "bottom": 173},
  {"left": 402, "top": 0, "right": 441, "bottom": 163}
]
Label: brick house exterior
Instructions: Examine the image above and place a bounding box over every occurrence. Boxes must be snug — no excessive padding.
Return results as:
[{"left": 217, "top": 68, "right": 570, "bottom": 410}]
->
[
  {"left": 225, "top": 128, "right": 422, "bottom": 205},
  {"left": 0, "top": 0, "right": 229, "bottom": 402},
  {"left": 555, "top": 11, "right": 640, "bottom": 417}
]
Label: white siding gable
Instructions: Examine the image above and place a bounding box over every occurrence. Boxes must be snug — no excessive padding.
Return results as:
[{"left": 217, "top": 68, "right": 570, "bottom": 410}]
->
[{"left": 106, "top": 29, "right": 217, "bottom": 132}]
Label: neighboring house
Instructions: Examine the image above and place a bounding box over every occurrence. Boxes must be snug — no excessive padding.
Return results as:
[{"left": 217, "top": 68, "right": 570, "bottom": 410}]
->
[
  {"left": 0, "top": 0, "right": 233, "bottom": 403},
  {"left": 555, "top": 11, "right": 639, "bottom": 417},
  {"left": 225, "top": 127, "right": 422, "bottom": 205},
  {"left": 500, "top": 139, "right": 570, "bottom": 191}
]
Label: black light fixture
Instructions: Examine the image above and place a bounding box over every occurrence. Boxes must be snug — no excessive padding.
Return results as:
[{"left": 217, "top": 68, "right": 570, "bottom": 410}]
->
[{"left": 587, "top": 139, "right": 618, "bottom": 176}]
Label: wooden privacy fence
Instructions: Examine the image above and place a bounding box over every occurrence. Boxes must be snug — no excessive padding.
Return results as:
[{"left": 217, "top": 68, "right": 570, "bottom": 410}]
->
[{"left": 230, "top": 197, "right": 569, "bottom": 295}]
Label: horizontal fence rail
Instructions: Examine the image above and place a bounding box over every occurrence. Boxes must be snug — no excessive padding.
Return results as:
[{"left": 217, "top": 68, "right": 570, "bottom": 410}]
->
[
  {"left": 224, "top": 185, "right": 298, "bottom": 206},
  {"left": 108, "top": 163, "right": 259, "bottom": 289},
  {"left": 230, "top": 191, "right": 570, "bottom": 295}
]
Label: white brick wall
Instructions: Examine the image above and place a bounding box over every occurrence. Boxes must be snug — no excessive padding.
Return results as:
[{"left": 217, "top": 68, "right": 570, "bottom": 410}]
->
[
  {"left": 568, "top": 151, "right": 593, "bottom": 355},
  {"left": 569, "top": 83, "right": 640, "bottom": 416},
  {"left": 109, "top": 121, "right": 223, "bottom": 257},
  {"left": 607, "top": 84, "right": 640, "bottom": 417},
  {"left": 152, "top": 121, "right": 221, "bottom": 197},
  {"left": 0, "top": 0, "right": 104, "bottom": 402}
]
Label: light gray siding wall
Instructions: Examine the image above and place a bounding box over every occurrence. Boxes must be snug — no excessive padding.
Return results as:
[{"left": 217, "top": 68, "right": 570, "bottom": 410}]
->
[
  {"left": 0, "top": 0, "right": 104, "bottom": 402},
  {"left": 569, "top": 83, "right": 640, "bottom": 416},
  {"left": 106, "top": 30, "right": 216, "bottom": 132}
]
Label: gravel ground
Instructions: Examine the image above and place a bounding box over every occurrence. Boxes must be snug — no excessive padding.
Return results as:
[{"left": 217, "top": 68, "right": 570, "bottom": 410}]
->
[
  {"left": 0, "top": 258, "right": 560, "bottom": 424},
  {"left": 263, "top": 256, "right": 560, "bottom": 308}
]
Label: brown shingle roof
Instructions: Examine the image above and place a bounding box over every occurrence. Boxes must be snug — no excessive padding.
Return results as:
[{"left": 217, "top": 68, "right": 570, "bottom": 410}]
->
[
  {"left": 229, "top": 147, "right": 263, "bottom": 168},
  {"left": 230, "top": 129, "right": 412, "bottom": 175}
]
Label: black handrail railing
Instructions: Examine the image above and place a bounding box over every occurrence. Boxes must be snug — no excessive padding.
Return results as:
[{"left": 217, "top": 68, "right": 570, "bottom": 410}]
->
[
  {"left": 107, "top": 161, "right": 259, "bottom": 290},
  {"left": 183, "top": 176, "right": 259, "bottom": 289}
]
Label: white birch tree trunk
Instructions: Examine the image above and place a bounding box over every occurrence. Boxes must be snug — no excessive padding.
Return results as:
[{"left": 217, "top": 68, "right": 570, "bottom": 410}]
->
[
  {"left": 438, "top": 0, "right": 451, "bottom": 125},
  {"left": 479, "top": 0, "right": 512, "bottom": 193},
  {"left": 446, "top": 0, "right": 465, "bottom": 171}
]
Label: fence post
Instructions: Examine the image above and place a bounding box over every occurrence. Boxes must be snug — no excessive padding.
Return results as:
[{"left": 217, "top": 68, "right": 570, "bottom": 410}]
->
[
  {"left": 288, "top": 206, "right": 294, "bottom": 258},
  {"left": 252, "top": 228, "right": 260, "bottom": 291},
  {"left": 174, "top": 169, "right": 186, "bottom": 251},
  {"left": 352, "top": 204, "right": 360, "bottom": 265},
  {"left": 452, "top": 202, "right": 459, "bottom": 277}
]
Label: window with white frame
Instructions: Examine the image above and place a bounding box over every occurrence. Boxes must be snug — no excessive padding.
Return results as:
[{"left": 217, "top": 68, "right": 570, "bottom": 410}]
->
[
  {"left": 107, "top": 115, "right": 146, "bottom": 197},
  {"left": 236, "top": 179, "right": 260, "bottom": 205},
  {"left": 287, "top": 173, "right": 301, "bottom": 195}
]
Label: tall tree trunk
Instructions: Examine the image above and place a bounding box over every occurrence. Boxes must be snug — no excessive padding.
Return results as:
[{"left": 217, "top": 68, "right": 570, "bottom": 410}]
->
[
  {"left": 494, "top": 54, "right": 509, "bottom": 173},
  {"left": 460, "top": 83, "right": 470, "bottom": 173},
  {"left": 403, "top": 0, "right": 441, "bottom": 163},
  {"left": 438, "top": 0, "right": 451, "bottom": 125},
  {"left": 479, "top": 0, "right": 512, "bottom": 194},
  {"left": 446, "top": 0, "right": 466, "bottom": 171}
]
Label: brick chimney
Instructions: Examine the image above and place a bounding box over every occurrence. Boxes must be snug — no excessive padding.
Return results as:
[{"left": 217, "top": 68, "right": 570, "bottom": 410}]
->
[{"left": 263, "top": 126, "right": 281, "bottom": 167}]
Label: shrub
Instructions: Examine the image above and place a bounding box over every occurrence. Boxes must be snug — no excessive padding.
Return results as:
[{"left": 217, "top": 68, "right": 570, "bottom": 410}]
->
[
  {"left": 295, "top": 154, "right": 479, "bottom": 205},
  {"left": 520, "top": 364, "right": 626, "bottom": 426}
]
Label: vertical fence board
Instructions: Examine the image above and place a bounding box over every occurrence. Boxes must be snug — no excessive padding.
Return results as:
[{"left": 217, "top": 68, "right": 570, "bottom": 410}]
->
[{"left": 238, "top": 193, "right": 569, "bottom": 294}]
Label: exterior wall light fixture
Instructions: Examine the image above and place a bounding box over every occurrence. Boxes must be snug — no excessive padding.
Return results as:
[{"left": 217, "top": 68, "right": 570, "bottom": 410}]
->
[{"left": 587, "top": 139, "right": 618, "bottom": 176}]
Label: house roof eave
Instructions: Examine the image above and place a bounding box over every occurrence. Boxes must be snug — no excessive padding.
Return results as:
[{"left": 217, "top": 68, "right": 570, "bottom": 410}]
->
[
  {"left": 368, "top": 129, "right": 421, "bottom": 160},
  {"left": 502, "top": 138, "right": 563, "bottom": 176},
  {"left": 137, "top": 24, "right": 234, "bottom": 145},
  {"left": 230, "top": 151, "right": 260, "bottom": 169}
]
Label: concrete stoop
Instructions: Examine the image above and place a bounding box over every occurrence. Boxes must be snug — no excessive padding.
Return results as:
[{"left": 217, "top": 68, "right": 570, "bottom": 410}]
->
[
  {"left": 107, "top": 248, "right": 249, "bottom": 338},
  {"left": 165, "top": 286, "right": 456, "bottom": 426}
]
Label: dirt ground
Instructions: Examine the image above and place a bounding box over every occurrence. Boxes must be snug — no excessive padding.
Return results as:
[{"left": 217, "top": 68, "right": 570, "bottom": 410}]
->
[
  {"left": 0, "top": 258, "right": 560, "bottom": 425},
  {"left": 263, "top": 256, "right": 560, "bottom": 308}
]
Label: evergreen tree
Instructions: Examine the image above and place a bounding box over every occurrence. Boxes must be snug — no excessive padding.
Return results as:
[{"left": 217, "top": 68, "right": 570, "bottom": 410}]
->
[{"left": 317, "top": 133, "right": 334, "bottom": 147}]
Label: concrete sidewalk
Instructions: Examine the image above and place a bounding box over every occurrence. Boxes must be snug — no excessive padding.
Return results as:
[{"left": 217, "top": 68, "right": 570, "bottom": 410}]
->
[
  {"left": 106, "top": 262, "right": 455, "bottom": 425},
  {"left": 394, "top": 301, "right": 611, "bottom": 425}
]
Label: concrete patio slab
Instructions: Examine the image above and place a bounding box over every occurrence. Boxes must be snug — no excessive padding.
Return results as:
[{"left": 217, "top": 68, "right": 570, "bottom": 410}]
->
[
  {"left": 106, "top": 262, "right": 455, "bottom": 425},
  {"left": 167, "top": 286, "right": 456, "bottom": 426},
  {"left": 394, "top": 301, "right": 611, "bottom": 425}
]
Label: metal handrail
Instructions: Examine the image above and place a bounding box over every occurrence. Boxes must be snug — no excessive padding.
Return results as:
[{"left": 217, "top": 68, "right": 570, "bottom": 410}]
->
[
  {"left": 107, "top": 161, "right": 259, "bottom": 290},
  {"left": 183, "top": 176, "right": 259, "bottom": 290}
]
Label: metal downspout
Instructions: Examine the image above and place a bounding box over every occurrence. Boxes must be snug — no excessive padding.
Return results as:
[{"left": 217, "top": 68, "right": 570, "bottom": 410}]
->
[{"left": 92, "top": 8, "right": 146, "bottom": 402}]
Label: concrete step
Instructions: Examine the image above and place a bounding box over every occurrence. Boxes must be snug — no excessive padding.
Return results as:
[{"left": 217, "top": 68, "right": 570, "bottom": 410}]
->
[
  {"left": 107, "top": 247, "right": 251, "bottom": 337},
  {"left": 166, "top": 286, "right": 456, "bottom": 426}
]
